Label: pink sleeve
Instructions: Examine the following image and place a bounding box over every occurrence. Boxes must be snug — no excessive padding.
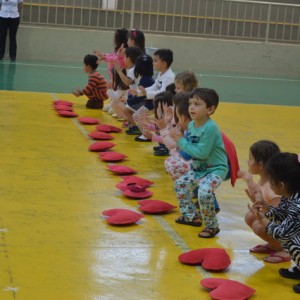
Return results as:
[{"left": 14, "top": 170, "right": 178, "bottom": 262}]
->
[{"left": 160, "top": 127, "right": 177, "bottom": 150}]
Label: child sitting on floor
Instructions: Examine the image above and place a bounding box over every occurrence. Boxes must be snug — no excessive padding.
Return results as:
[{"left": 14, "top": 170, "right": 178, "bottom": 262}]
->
[
  {"left": 72, "top": 54, "right": 108, "bottom": 109},
  {"left": 249, "top": 152, "right": 300, "bottom": 293}
]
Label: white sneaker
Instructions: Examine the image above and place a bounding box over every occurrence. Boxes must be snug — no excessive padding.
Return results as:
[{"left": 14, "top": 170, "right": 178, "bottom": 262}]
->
[
  {"left": 108, "top": 107, "right": 115, "bottom": 115},
  {"left": 103, "top": 104, "right": 110, "bottom": 112}
]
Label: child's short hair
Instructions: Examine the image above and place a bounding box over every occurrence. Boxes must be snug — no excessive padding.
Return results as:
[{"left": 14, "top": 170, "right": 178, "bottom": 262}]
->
[
  {"left": 154, "top": 91, "right": 174, "bottom": 119},
  {"left": 114, "top": 28, "right": 129, "bottom": 51},
  {"left": 153, "top": 49, "right": 173, "bottom": 68},
  {"left": 190, "top": 88, "right": 219, "bottom": 109},
  {"left": 125, "top": 47, "right": 143, "bottom": 65},
  {"left": 267, "top": 152, "right": 300, "bottom": 194},
  {"left": 84, "top": 54, "right": 98, "bottom": 70},
  {"left": 134, "top": 54, "right": 153, "bottom": 77},
  {"left": 175, "top": 71, "right": 198, "bottom": 92},
  {"left": 173, "top": 92, "right": 190, "bottom": 124},
  {"left": 127, "top": 29, "right": 145, "bottom": 52},
  {"left": 250, "top": 140, "right": 280, "bottom": 166}
]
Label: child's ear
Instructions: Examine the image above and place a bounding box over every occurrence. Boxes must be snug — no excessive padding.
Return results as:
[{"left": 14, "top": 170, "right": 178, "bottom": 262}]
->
[{"left": 207, "top": 105, "right": 216, "bottom": 115}]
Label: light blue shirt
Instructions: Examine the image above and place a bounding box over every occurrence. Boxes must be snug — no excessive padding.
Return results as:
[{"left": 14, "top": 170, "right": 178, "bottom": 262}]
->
[
  {"left": 0, "top": 0, "right": 22, "bottom": 18},
  {"left": 177, "top": 118, "right": 228, "bottom": 179}
]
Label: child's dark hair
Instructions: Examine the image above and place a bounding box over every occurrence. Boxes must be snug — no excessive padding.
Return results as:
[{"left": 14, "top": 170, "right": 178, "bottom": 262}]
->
[
  {"left": 84, "top": 54, "right": 98, "bottom": 70},
  {"left": 154, "top": 91, "right": 174, "bottom": 119},
  {"left": 250, "top": 140, "right": 281, "bottom": 166},
  {"left": 111, "top": 67, "right": 128, "bottom": 91},
  {"left": 173, "top": 92, "right": 191, "bottom": 124},
  {"left": 153, "top": 49, "right": 173, "bottom": 68},
  {"left": 114, "top": 28, "right": 128, "bottom": 51},
  {"left": 175, "top": 71, "right": 198, "bottom": 92},
  {"left": 125, "top": 47, "right": 143, "bottom": 65},
  {"left": 134, "top": 54, "right": 153, "bottom": 77},
  {"left": 267, "top": 152, "right": 300, "bottom": 195},
  {"left": 190, "top": 88, "right": 219, "bottom": 109},
  {"left": 127, "top": 29, "right": 145, "bottom": 52}
]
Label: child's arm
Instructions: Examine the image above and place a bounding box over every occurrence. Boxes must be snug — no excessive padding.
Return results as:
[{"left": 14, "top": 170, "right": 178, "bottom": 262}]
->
[{"left": 114, "top": 62, "right": 133, "bottom": 87}]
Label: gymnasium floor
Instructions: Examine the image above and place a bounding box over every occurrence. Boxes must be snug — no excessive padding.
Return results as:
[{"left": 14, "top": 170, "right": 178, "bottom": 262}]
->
[{"left": 0, "top": 60, "right": 300, "bottom": 300}]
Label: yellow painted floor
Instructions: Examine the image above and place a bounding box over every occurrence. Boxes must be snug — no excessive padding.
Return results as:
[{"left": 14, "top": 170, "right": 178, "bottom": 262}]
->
[{"left": 0, "top": 90, "right": 300, "bottom": 300}]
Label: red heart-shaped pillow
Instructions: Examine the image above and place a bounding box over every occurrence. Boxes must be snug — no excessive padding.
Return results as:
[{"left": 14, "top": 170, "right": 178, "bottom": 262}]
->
[
  {"left": 123, "top": 185, "right": 153, "bottom": 199},
  {"left": 79, "top": 117, "right": 100, "bottom": 124},
  {"left": 88, "top": 141, "right": 115, "bottom": 152},
  {"left": 57, "top": 110, "right": 78, "bottom": 117},
  {"left": 121, "top": 176, "right": 154, "bottom": 187},
  {"left": 200, "top": 278, "right": 256, "bottom": 300},
  {"left": 54, "top": 104, "right": 73, "bottom": 111},
  {"left": 102, "top": 208, "right": 143, "bottom": 225},
  {"left": 53, "top": 100, "right": 73, "bottom": 106},
  {"left": 178, "top": 248, "right": 231, "bottom": 271},
  {"left": 138, "top": 199, "right": 177, "bottom": 214},
  {"left": 96, "top": 124, "right": 122, "bottom": 133},
  {"left": 89, "top": 131, "right": 114, "bottom": 140},
  {"left": 107, "top": 165, "right": 137, "bottom": 175},
  {"left": 99, "top": 152, "right": 127, "bottom": 162}
]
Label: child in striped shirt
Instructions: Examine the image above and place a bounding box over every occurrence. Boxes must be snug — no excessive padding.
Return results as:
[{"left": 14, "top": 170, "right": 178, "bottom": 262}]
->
[{"left": 72, "top": 54, "right": 108, "bottom": 109}]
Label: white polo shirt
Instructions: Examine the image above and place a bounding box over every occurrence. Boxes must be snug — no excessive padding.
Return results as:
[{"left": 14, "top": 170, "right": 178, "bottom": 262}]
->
[{"left": 0, "top": 0, "right": 23, "bottom": 18}]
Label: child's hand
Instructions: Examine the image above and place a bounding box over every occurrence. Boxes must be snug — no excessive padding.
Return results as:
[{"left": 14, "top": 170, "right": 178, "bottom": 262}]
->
[
  {"left": 163, "top": 105, "right": 173, "bottom": 123},
  {"left": 247, "top": 203, "right": 266, "bottom": 220},
  {"left": 155, "top": 118, "right": 166, "bottom": 130},
  {"left": 130, "top": 89, "right": 138, "bottom": 96},
  {"left": 116, "top": 44, "right": 125, "bottom": 56},
  {"left": 114, "top": 62, "right": 122, "bottom": 73},
  {"left": 93, "top": 50, "right": 105, "bottom": 62},
  {"left": 169, "top": 127, "right": 183, "bottom": 141},
  {"left": 72, "top": 89, "right": 82, "bottom": 97},
  {"left": 138, "top": 86, "right": 146, "bottom": 96}
]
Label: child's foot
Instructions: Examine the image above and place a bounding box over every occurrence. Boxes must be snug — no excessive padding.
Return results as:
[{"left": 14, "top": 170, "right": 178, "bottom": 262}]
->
[
  {"left": 198, "top": 227, "right": 220, "bottom": 238},
  {"left": 175, "top": 216, "right": 202, "bottom": 227},
  {"left": 86, "top": 99, "right": 103, "bottom": 109},
  {"left": 279, "top": 267, "right": 300, "bottom": 279},
  {"left": 154, "top": 146, "right": 170, "bottom": 156},
  {"left": 126, "top": 126, "right": 141, "bottom": 135},
  {"left": 249, "top": 244, "right": 276, "bottom": 254},
  {"left": 135, "top": 135, "right": 151, "bottom": 142},
  {"left": 293, "top": 284, "right": 300, "bottom": 293}
]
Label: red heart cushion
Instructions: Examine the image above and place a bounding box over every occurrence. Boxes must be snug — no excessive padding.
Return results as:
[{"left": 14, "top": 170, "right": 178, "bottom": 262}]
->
[
  {"left": 99, "top": 152, "right": 127, "bottom": 162},
  {"left": 102, "top": 209, "right": 143, "bottom": 225},
  {"left": 138, "top": 199, "right": 176, "bottom": 213},
  {"left": 96, "top": 124, "right": 122, "bottom": 133},
  {"left": 57, "top": 110, "right": 78, "bottom": 117},
  {"left": 53, "top": 100, "right": 73, "bottom": 106},
  {"left": 200, "top": 278, "right": 256, "bottom": 300},
  {"left": 123, "top": 185, "right": 153, "bottom": 199},
  {"left": 89, "top": 131, "right": 114, "bottom": 140},
  {"left": 121, "top": 176, "right": 154, "bottom": 187},
  {"left": 178, "top": 248, "right": 231, "bottom": 271},
  {"left": 54, "top": 104, "right": 73, "bottom": 111},
  {"left": 107, "top": 165, "right": 137, "bottom": 175},
  {"left": 88, "top": 141, "right": 115, "bottom": 152},
  {"left": 79, "top": 117, "right": 100, "bottom": 124}
]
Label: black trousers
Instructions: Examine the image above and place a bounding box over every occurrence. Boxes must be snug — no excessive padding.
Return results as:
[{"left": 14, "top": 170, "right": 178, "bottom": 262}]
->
[{"left": 0, "top": 17, "right": 20, "bottom": 60}]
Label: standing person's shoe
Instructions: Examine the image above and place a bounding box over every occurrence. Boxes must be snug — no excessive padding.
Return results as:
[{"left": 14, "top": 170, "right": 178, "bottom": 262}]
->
[
  {"left": 86, "top": 99, "right": 103, "bottom": 109},
  {"left": 279, "top": 267, "right": 300, "bottom": 279}
]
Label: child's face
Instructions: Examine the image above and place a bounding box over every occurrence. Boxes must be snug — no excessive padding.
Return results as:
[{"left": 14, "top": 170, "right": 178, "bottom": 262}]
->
[
  {"left": 175, "top": 81, "right": 184, "bottom": 93},
  {"left": 124, "top": 56, "right": 131, "bottom": 68},
  {"left": 188, "top": 97, "right": 213, "bottom": 124},
  {"left": 83, "top": 64, "right": 90, "bottom": 73},
  {"left": 247, "top": 151, "right": 261, "bottom": 175},
  {"left": 153, "top": 55, "right": 166, "bottom": 72},
  {"left": 128, "top": 38, "right": 135, "bottom": 48}
]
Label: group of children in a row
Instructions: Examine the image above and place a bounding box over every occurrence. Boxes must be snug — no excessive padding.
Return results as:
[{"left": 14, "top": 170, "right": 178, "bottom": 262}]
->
[{"left": 72, "top": 28, "right": 300, "bottom": 293}]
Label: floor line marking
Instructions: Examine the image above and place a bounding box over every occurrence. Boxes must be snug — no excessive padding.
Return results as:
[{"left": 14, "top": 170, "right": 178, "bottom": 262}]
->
[
  {"left": 50, "top": 92, "right": 213, "bottom": 279},
  {"left": 2, "top": 61, "right": 300, "bottom": 82}
]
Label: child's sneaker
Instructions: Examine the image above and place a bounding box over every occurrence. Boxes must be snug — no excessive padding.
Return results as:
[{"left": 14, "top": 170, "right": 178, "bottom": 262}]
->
[
  {"left": 126, "top": 126, "right": 141, "bottom": 135},
  {"left": 108, "top": 107, "right": 114, "bottom": 115},
  {"left": 293, "top": 284, "right": 300, "bottom": 293},
  {"left": 154, "top": 146, "right": 170, "bottom": 156},
  {"left": 279, "top": 267, "right": 300, "bottom": 279}
]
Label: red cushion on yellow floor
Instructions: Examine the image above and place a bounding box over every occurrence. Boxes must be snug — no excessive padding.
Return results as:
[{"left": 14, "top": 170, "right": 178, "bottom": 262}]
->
[
  {"left": 138, "top": 199, "right": 176, "bottom": 213},
  {"left": 107, "top": 165, "right": 137, "bottom": 175},
  {"left": 89, "top": 131, "right": 114, "bottom": 140},
  {"left": 88, "top": 141, "right": 115, "bottom": 152},
  {"left": 123, "top": 185, "right": 153, "bottom": 199},
  {"left": 99, "top": 152, "right": 127, "bottom": 162},
  {"left": 78, "top": 117, "right": 100, "bottom": 124},
  {"left": 178, "top": 248, "right": 231, "bottom": 271},
  {"left": 102, "top": 209, "right": 143, "bottom": 225},
  {"left": 57, "top": 110, "right": 78, "bottom": 117},
  {"left": 54, "top": 104, "right": 73, "bottom": 111},
  {"left": 200, "top": 278, "right": 256, "bottom": 300},
  {"left": 96, "top": 124, "right": 122, "bottom": 133},
  {"left": 53, "top": 100, "right": 73, "bottom": 106},
  {"left": 120, "top": 176, "right": 154, "bottom": 187}
]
